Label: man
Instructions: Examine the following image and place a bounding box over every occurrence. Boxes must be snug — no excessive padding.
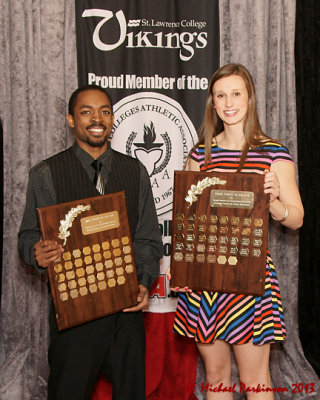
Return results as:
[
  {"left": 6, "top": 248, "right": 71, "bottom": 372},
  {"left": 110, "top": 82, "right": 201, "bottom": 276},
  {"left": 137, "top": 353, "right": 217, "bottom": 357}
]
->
[{"left": 18, "top": 85, "right": 163, "bottom": 399}]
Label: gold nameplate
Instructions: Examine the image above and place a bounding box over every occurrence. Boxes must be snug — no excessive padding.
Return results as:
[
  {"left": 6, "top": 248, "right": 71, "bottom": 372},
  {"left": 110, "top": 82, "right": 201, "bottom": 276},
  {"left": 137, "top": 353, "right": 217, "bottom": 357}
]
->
[
  {"left": 210, "top": 190, "right": 254, "bottom": 209},
  {"left": 81, "top": 211, "right": 120, "bottom": 235}
]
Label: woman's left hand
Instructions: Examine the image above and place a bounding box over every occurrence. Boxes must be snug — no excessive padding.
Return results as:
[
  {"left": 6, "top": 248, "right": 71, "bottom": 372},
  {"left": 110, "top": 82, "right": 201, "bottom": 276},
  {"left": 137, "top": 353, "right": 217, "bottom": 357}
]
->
[
  {"left": 264, "top": 162, "right": 304, "bottom": 230},
  {"left": 263, "top": 169, "right": 280, "bottom": 202}
]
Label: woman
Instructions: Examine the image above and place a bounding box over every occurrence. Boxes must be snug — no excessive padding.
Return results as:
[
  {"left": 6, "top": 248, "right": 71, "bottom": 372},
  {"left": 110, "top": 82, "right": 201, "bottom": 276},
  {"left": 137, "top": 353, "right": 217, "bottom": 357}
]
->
[{"left": 167, "top": 64, "right": 304, "bottom": 399}]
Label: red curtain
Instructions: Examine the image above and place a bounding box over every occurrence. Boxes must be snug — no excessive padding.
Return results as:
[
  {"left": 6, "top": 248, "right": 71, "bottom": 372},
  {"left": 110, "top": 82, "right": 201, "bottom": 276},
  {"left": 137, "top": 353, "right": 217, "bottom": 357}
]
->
[{"left": 91, "top": 312, "right": 198, "bottom": 399}]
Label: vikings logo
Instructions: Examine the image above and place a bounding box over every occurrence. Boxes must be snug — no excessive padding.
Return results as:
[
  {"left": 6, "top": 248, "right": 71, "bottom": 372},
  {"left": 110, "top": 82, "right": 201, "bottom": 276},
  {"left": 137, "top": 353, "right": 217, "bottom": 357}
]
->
[{"left": 126, "top": 121, "right": 171, "bottom": 177}]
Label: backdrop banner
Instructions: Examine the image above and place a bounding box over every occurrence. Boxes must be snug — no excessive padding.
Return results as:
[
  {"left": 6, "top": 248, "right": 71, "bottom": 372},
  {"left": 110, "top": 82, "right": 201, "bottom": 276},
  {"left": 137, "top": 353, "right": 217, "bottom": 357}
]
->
[{"left": 75, "top": 0, "right": 219, "bottom": 312}]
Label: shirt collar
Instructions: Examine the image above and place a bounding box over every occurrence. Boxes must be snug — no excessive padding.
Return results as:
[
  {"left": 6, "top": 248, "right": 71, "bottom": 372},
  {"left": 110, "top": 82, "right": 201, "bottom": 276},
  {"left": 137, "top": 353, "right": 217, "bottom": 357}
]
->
[{"left": 72, "top": 142, "right": 113, "bottom": 168}]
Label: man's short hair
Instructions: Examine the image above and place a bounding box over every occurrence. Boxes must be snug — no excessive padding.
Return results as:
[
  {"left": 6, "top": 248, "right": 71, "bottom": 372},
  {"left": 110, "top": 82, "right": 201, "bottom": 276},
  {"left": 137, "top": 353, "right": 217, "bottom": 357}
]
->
[{"left": 68, "top": 85, "right": 114, "bottom": 116}]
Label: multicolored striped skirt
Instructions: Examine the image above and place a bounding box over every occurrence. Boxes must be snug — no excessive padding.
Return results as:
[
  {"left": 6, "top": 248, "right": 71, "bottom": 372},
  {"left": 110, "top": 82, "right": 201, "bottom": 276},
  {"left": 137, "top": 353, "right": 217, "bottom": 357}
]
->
[{"left": 173, "top": 251, "right": 286, "bottom": 344}]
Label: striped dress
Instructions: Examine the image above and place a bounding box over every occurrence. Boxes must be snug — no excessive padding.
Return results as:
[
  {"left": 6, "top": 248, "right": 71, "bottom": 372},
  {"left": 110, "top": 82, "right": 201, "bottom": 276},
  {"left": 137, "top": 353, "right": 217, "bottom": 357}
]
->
[{"left": 173, "top": 141, "right": 292, "bottom": 345}]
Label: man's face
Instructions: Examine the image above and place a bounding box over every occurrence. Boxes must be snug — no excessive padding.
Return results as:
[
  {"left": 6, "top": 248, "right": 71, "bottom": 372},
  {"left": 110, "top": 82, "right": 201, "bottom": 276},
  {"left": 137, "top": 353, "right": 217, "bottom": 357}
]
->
[{"left": 67, "top": 89, "right": 114, "bottom": 152}]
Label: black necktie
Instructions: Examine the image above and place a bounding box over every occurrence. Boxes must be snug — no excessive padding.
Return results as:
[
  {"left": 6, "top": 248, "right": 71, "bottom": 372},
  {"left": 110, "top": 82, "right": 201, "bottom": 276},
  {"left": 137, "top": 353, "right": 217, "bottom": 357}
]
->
[{"left": 92, "top": 160, "right": 105, "bottom": 194}]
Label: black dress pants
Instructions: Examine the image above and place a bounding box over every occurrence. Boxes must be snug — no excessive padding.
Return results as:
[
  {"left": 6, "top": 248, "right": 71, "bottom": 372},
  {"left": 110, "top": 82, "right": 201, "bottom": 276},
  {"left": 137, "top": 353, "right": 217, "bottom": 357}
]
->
[{"left": 48, "top": 307, "right": 146, "bottom": 400}]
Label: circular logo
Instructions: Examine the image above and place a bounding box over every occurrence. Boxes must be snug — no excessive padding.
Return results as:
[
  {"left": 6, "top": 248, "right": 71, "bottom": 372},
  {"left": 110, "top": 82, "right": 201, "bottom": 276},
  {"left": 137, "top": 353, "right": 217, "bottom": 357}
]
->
[{"left": 111, "top": 92, "right": 197, "bottom": 216}]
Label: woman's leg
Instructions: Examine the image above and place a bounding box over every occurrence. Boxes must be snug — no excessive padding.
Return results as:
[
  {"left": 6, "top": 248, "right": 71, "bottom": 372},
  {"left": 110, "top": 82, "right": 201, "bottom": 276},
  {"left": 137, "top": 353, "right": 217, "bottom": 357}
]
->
[
  {"left": 196, "top": 340, "right": 233, "bottom": 399},
  {"left": 233, "top": 342, "right": 273, "bottom": 400}
]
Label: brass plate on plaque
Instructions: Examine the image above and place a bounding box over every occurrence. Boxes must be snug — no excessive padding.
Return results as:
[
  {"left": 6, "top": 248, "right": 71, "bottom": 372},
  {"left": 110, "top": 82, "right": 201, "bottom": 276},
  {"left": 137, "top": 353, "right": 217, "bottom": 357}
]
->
[
  {"left": 37, "top": 192, "right": 139, "bottom": 330},
  {"left": 210, "top": 190, "right": 254, "bottom": 209},
  {"left": 170, "top": 171, "right": 269, "bottom": 296},
  {"left": 81, "top": 211, "right": 120, "bottom": 235}
]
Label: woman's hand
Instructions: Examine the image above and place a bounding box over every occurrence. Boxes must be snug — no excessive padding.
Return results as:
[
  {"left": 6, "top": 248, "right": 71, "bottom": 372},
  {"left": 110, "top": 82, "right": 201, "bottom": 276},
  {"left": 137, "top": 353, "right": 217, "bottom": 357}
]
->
[
  {"left": 263, "top": 169, "right": 280, "bottom": 202},
  {"left": 264, "top": 162, "right": 304, "bottom": 230},
  {"left": 165, "top": 267, "right": 192, "bottom": 293}
]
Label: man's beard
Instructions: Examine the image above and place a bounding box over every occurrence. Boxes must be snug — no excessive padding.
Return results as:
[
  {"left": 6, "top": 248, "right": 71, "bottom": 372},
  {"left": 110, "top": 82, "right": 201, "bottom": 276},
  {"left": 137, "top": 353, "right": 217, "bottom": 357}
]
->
[
  {"left": 86, "top": 135, "right": 108, "bottom": 148},
  {"left": 85, "top": 123, "right": 109, "bottom": 148}
]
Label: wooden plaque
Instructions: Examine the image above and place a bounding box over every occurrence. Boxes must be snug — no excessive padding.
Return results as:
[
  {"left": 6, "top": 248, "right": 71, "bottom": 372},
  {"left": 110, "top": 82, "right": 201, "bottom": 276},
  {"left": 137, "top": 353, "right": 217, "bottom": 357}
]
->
[
  {"left": 170, "top": 171, "right": 269, "bottom": 296},
  {"left": 37, "top": 192, "right": 139, "bottom": 330}
]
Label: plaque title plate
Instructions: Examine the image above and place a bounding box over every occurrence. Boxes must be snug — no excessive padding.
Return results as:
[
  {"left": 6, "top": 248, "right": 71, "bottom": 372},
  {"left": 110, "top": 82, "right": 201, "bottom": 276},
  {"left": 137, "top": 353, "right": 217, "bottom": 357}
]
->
[
  {"left": 81, "top": 211, "right": 120, "bottom": 235},
  {"left": 210, "top": 190, "right": 254, "bottom": 209}
]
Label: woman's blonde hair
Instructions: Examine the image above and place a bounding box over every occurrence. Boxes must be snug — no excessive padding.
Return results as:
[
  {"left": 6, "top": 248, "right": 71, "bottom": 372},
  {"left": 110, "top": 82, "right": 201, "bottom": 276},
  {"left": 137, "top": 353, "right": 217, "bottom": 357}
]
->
[{"left": 197, "top": 63, "right": 272, "bottom": 171}]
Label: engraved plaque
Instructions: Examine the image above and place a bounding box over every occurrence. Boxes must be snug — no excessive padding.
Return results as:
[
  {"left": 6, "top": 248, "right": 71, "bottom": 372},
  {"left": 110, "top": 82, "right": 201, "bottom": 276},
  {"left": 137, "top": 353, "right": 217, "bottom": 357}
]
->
[
  {"left": 176, "top": 213, "right": 184, "bottom": 221},
  {"left": 175, "top": 233, "right": 184, "bottom": 241},
  {"left": 211, "top": 191, "right": 254, "bottom": 209},
  {"left": 37, "top": 192, "right": 139, "bottom": 330},
  {"left": 196, "top": 254, "right": 205, "bottom": 263},
  {"left": 185, "top": 253, "right": 194, "bottom": 262},
  {"left": 175, "top": 242, "right": 184, "bottom": 251},
  {"left": 208, "top": 245, "right": 217, "bottom": 253},
  {"left": 170, "top": 171, "right": 269, "bottom": 296},
  {"left": 208, "top": 235, "right": 217, "bottom": 244},
  {"left": 198, "top": 225, "right": 206, "bottom": 232},
  {"left": 209, "top": 225, "right": 218, "bottom": 233},
  {"left": 210, "top": 215, "right": 218, "bottom": 223},
  {"left": 207, "top": 254, "right": 216, "bottom": 263},
  {"left": 185, "top": 243, "right": 194, "bottom": 252},
  {"left": 174, "top": 252, "right": 183, "bottom": 261},
  {"left": 187, "top": 223, "right": 194, "bottom": 231}
]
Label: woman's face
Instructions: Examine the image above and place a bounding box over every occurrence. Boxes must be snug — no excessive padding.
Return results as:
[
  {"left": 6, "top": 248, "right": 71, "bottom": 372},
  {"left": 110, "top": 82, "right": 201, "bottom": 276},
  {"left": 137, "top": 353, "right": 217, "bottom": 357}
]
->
[{"left": 212, "top": 74, "right": 249, "bottom": 128}]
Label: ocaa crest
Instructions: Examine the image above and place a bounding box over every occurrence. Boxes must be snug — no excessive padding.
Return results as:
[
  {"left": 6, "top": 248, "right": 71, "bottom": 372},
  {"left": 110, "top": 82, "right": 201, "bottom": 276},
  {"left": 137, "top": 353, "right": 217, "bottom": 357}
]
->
[
  {"left": 126, "top": 121, "right": 171, "bottom": 177},
  {"left": 111, "top": 92, "right": 197, "bottom": 216}
]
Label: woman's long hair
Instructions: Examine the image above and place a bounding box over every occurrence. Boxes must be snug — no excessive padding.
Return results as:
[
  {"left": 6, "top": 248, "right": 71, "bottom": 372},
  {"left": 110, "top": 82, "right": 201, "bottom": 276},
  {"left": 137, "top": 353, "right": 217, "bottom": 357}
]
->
[{"left": 197, "top": 63, "right": 273, "bottom": 171}]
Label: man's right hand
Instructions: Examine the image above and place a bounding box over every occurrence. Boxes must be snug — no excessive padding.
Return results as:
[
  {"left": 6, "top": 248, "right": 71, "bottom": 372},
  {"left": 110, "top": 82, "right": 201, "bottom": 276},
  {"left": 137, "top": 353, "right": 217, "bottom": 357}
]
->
[{"left": 34, "top": 240, "right": 64, "bottom": 268}]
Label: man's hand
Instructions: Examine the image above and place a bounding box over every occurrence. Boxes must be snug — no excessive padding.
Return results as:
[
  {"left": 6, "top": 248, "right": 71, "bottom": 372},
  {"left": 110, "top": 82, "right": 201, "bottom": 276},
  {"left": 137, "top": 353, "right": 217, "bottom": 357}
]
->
[
  {"left": 123, "top": 284, "right": 149, "bottom": 312},
  {"left": 34, "top": 240, "right": 64, "bottom": 268}
]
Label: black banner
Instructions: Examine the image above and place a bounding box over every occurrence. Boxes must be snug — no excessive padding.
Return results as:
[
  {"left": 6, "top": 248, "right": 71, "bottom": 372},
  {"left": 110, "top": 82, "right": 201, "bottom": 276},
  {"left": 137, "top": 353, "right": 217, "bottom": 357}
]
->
[
  {"left": 75, "top": 0, "right": 219, "bottom": 311},
  {"left": 76, "top": 0, "right": 219, "bottom": 131}
]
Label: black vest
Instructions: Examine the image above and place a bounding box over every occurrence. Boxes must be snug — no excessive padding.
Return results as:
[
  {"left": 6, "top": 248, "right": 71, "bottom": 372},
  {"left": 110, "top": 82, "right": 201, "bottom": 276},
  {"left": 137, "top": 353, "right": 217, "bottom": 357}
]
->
[{"left": 45, "top": 147, "right": 140, "bottom": 237}]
